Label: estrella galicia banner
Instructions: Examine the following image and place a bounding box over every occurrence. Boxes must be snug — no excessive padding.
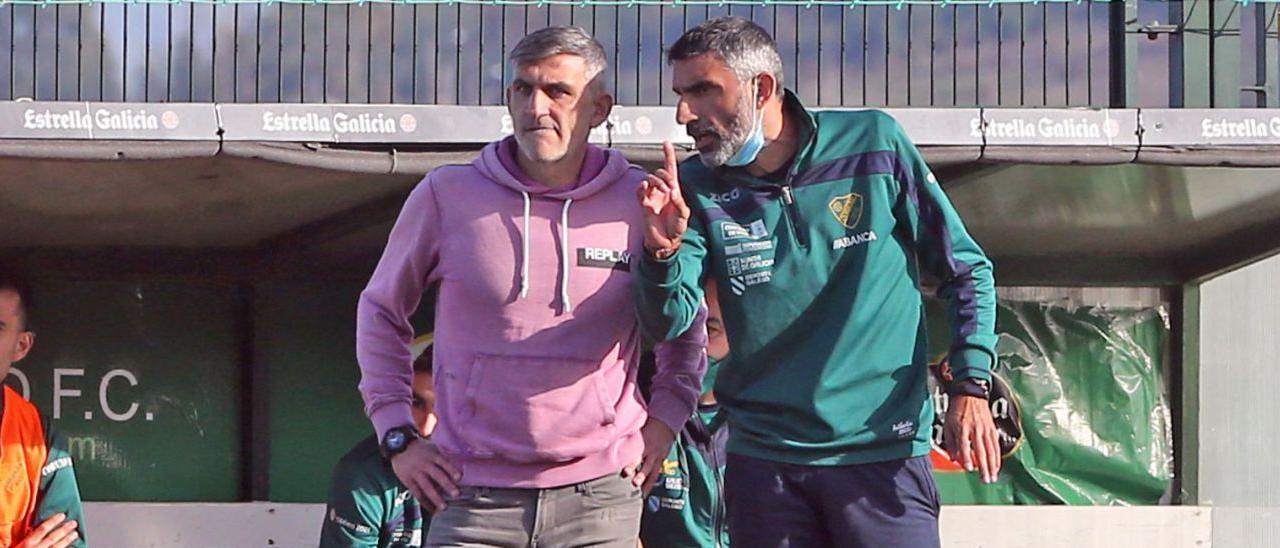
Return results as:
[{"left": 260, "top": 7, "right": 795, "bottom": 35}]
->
[{"left": 927, "top": 300, "right": 1173, "bottom": 505}]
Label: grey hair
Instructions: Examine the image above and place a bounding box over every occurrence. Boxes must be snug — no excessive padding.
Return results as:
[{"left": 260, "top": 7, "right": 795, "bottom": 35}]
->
[
  {"left": 509, "top": 26, "right": 609, "bottom": 84},
  {"left": 667, "top": 16, "right": 784, "bottom": 94}
]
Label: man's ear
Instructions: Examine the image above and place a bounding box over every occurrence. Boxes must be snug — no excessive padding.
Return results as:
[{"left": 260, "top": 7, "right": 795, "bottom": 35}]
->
[
  {"left": 756, "top": 73, "right": 779, "bottom": 106},
  {"left": 593, "top": 93, "right": 615, "bottom": 128},
  {"left": 11, "top": 331, "right": 34, "bottom": 364},
  {"left": 589, "top": 80, "right": 615, "bottom": 128}
]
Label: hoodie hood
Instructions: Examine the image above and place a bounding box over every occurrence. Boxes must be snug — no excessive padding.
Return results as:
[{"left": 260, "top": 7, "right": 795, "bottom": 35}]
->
[
  {"left": 475, "top": 136, "right": 631, "bottom": 201},
  {"left": 472, "top": 136, "right": 639, "bottom": 313}
]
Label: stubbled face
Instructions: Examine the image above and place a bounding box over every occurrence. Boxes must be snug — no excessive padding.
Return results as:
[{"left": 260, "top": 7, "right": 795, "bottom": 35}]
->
[
  {"left": 0, "top": 289, "right": 33, "bottom": 382},
  {"left": 411, "top": 371, "right": 437, "bottom": 437},
  {"left": 507, "top": 54, "right": 611, "bottom": 165},
  {"left": 673, "top": 53, "right": 758, "bottom": 168}
]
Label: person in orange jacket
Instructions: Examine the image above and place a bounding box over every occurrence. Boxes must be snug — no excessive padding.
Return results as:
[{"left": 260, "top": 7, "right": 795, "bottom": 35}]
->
[{"left": 0, "top": 265, "right": 86, "bottom": 548}]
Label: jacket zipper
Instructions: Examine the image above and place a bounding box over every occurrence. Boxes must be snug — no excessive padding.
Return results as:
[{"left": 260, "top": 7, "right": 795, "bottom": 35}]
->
[
  {"left": 777, "top": 116, "right": 814, "bottom": 250},
  {"left": 700, "top": 417, "right": 726, "bottom": 548},
  {"left": 778, "top": 182, "right": 808, "bottom": 249},
  {"left": 711, "top": 448, "right": 725, "bottom": 548},
  {"left": 690, "top": 413, "right": 726, "bottom": 548}
]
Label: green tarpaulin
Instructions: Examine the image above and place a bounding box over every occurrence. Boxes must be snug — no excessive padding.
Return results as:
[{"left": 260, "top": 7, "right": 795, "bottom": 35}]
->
[{"left": 928, "top": 299, "right": 1173, "bottom": 505}]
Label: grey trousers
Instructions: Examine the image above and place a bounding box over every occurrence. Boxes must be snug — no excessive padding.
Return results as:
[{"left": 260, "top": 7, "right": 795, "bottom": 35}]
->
[{"left": 425, "top": 473, "right": 642, "bottom": 548}]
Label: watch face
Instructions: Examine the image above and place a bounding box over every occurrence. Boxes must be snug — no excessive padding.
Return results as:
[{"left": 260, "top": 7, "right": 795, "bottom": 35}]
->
[
  {"left": 386, "top": 430, "right": 407, "bottom": 451},
  {"left": 927, "top": 360, "right": 1025, "bottom": 469}
]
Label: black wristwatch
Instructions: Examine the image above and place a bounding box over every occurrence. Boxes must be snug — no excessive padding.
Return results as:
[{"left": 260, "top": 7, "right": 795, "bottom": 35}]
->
[
  {"left": 379, "top": 425, "right": 422, "bottom": 459},
  {"left": 946, "top": 378, "right": 991, "bottom": 400}
]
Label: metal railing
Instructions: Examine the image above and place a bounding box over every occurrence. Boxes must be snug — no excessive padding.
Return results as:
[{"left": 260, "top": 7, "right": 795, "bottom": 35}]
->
[
  {"left": 1, "top": 1, "right": 1127, "bottom": 106},
  {"left": 5, "top": 0, "right": 1280, "bottom": 109}
]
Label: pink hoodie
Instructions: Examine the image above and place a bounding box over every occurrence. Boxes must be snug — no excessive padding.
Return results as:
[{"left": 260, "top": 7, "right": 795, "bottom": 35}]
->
[{"left": 356, "top": 137, "right": 707, "bottom": 488}]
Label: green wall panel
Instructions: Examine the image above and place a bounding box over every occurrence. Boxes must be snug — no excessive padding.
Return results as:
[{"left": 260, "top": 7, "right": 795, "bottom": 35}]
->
[
  {"left": 10, "top": 281, "right": 242, "bottom": 502},
  {"left": 259, "top": 282, "right": 370, "bottom": 502},
  {"left": 261, "top": 282, "right": 435, "bottom": 502}
]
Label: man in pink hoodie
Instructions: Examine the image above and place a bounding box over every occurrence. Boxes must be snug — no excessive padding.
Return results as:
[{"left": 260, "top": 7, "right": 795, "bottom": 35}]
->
[{"left": 356, "top": 27, "right": 707, "bottom": 547}]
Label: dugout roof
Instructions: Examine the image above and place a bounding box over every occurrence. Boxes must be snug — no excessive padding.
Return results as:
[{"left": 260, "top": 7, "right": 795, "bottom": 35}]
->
[{"left": 4, "top": 101, "right": 1280, "bottom": 284}]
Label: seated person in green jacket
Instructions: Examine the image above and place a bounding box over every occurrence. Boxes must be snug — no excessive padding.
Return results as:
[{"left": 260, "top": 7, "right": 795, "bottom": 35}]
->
[
  {"left": 321, "top": 334, "right": 437, "bottom": 548},
  {"left": 640, "top": 280, "right": 730, "bottom": 548}
]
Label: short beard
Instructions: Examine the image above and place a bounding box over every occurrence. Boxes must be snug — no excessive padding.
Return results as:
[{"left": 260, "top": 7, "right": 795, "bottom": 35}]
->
[{"left": 695, "top": 89, "right": 757, "bottom": 168}]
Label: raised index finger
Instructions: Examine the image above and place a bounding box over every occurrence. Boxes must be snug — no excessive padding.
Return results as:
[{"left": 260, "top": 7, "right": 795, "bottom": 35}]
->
[{"left": 662, "top": 141, "right": 678, "bottom": 176}]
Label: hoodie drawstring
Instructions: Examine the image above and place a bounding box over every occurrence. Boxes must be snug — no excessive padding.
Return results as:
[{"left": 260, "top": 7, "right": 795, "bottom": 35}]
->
[
  {"left": 515, "top": 193, "right": 574, "bottom": 314},
  {"left": 519, "top": 191, "right": 531, "bottom": 299},
  {"left": 560, "top": 198, "right": 574, "bottom": 313}
]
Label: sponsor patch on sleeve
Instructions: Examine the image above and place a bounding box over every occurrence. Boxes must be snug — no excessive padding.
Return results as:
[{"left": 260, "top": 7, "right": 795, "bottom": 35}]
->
[
  {"left": 329, "top": 508, "right": 376, "bottom": 535},
  {"left": 40, "top": 457, "right": 72, "bottom": 477}
]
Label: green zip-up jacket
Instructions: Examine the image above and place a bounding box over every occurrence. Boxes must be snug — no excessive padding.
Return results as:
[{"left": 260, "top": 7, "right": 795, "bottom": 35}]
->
[
  {"left": 320, "top": 435, "right": 428, "bottom": 548},
  {"left": 635, "top": 92, "right": 996, "bottom": 466},
  {"left": 640, "top": 405, "right": 730, "bottom": 548}
]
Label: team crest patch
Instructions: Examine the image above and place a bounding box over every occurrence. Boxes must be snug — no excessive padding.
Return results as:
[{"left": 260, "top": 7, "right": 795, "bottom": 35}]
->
[
  {"left": 661, "top": 459, "right": 680, "bottom": 475},
  {"left": 828, "top": 193, "right": 864, "bottom": 229}
]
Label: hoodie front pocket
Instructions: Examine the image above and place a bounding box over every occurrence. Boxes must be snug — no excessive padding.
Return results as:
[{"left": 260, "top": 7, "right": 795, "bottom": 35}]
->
[{"left": 458, "top": 353, "right": 617, "bottom": 463}]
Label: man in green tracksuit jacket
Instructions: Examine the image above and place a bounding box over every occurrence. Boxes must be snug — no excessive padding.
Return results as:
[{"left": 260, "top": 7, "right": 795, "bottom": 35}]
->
[
  {"left": 634, "top": 16, "right": 1002, "bottom": 547},
  {"left": 321, "top": 335, "right": 436, "bottom": 547}
]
